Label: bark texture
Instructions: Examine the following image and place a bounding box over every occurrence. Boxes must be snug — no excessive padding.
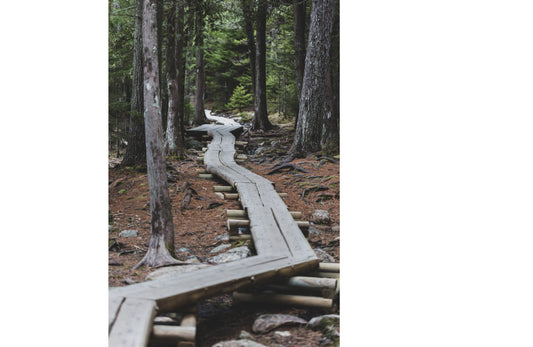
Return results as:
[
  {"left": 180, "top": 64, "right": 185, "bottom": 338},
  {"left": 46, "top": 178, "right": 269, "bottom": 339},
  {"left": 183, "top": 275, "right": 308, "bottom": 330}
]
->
[
  {"left": 175, "top": 0, "right": 186, "bottom": 156},
  {"left": 293, "top": 0, "right": 306, "bottom": 128},
  {"left": 252, "top": 0, "right": 272, "bottom": 131},
  {"left": 193, "top": 0, "right": 208, "bottom": 125},
  {"left": 121, "top": 0, "right": 147, "bottom": 167},
  {"left": 165, "top": 0, "right": 183, "bottom": 157},
  {"left": 241, "top": 0, "right": 256, "bottom": 97},
  {"left": 136, "top": 0, "right": 183, "bottom": 269},
  {"left": 289, "top": 0, "right": 335, "bottom": 158}
]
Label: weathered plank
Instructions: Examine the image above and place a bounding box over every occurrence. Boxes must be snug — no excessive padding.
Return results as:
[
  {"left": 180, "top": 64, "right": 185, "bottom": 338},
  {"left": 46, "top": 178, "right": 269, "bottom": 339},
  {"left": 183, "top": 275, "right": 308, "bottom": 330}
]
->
[
  {"left": 109, "top": 295, "right": 125, "bottom": 332},
  {"left": 109, "top": 298, "right": 158, "bottom": 347}
]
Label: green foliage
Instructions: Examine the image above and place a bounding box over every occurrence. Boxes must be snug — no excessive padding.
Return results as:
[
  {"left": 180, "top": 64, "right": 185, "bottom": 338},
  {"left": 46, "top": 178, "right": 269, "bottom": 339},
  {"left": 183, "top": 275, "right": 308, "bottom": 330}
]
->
[{"left": 225, "top": 85, "right": 253, "bottom": 112}]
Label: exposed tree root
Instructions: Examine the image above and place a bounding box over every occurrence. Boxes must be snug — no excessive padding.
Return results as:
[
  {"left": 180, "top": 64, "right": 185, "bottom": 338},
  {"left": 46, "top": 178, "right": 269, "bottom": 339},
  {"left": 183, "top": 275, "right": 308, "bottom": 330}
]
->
[{"left": 267, "top": 163, "right": 309, "bottom": 175}]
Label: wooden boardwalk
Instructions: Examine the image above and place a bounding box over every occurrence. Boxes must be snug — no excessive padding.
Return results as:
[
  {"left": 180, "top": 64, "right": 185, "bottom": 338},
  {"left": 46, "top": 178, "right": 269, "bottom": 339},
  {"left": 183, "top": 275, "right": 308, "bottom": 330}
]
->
[{"left": 109, "top": 113, "right": 319, "bottom": 346}]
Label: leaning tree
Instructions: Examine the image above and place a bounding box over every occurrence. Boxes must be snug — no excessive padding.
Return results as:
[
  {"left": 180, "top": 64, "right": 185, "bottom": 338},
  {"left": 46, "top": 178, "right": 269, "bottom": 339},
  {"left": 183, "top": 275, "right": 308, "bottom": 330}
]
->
[
  {"left": 289, "top": 0, "right": 336, "bottom": 158},
  {"left": 135, "top": 0, "right": 185, "bottom": 269}
]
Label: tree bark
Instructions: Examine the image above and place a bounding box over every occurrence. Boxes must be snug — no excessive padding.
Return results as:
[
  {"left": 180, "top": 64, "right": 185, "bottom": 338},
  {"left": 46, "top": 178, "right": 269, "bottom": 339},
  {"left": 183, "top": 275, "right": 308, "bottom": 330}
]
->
[
  {"left": 240, "top": 0, "right": 256, "bottom": 97},
  {"left": 136, "top": 0, "right": 183, "bottom": 269},
  {"left": 322, "top": 0, "right": 339, "bottom": 155},
  {"left": 157, "top": 0, "right": 168, "bottom": 133},
  {"left": 289, "top": 0, "right": 335, "bottom": 158},
  {"left": 252, "top": 0, "right": 272, "bottom": 131},
  {"left": 193, "top": 0, "right": 208, "bottom": 125},
  {"left": 165, "top": 0, "right": 181, "bottom": 157},
  {"left": 121, "top": 0, "right": 147, "bottom": 168},
  {"left": 175, "top": 0, "right": 186, "bottom": 156},
  {"left": 293, "top": 0, "right": 306, "bottom": 128}
]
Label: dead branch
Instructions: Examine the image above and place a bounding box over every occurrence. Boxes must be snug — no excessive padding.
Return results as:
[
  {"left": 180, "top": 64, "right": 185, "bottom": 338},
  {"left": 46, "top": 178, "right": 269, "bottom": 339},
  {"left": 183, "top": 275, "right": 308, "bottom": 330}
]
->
[{"left": 267, "top": 163, "right": 310, "bottom": 175}]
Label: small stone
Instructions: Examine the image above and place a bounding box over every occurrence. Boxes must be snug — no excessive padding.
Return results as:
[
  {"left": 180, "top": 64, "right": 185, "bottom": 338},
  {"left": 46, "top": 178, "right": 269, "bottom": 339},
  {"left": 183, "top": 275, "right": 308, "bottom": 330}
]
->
[
  {"left": 254, "top": 147, "right": 266, "bottom": 155},
  {"left": 210, "top": 244, "right": 232, "bottom": 253},
  {"left": 308, "top": 226, "right": 320, "bottom": 236},
  {"left": 122, "top": 278, "right": 136, "bottom": 285},
  {"left": 145, "top": 264, "right": 211, "bottom": 281},
  {"left": 252, "top": 314, "right": 307, "bottom": 334},
  {"left": 185, "top": 255, "right": 201, "bottom": 264},
  {"left": 308, "top": 314, "right": 340, "bottom": 329},
  {"left": 108, "top": 225, "right": 117, "bottom": 233},
  {"left": 238, "top": 331, "right": 254, "bottom": 340},
  {"left": 331, "top": 225, "right": 340, "bottom": 233},
  {"left": 119, "top": 229, "right": 138, "bottom": 238},
  {"left": 311, "top": 210, "right": 330, "bottom": 225},
  {"left": 212, "top": 340, "right": 267, "bottom": 347},
  {"left": 313, "top": 249, "right": 335, "bottom": 263},
  {"left": 274, "top": 331, "right": 291, "bottom": 337},
  {"left": 215, "top": 233, "right": 229, "bottom": 242},
  {"left": 177, "top": 247, "right": 192, "bottom": 253}
]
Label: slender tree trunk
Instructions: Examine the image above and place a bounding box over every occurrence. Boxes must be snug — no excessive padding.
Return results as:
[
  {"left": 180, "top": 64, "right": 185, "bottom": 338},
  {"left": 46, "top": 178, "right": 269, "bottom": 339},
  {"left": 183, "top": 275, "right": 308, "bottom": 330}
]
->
[
  {"left": 289, "top": 0, "right": 335, "bottom": 158},
  {"left": 293, "top": 0, "right": 306, "bottom": 128},
  {"left": 157, "top": 0, "right": 168, "bottom": 133},
  {"left": 322, "top": 0, "right": 340, "bottom": 154},
  {"left": 165, "top": 0, "right": 179, "bottom": 155},
  {"left": 241, "top": 0, "right": 256, "bottom": 97},
  {"left": 135, "top": 0, "right": 183, "bottom": 269},
  {"left": 175, "top": 0, "right": 186, "bottom": 156},
  {"left": 193, "top": 0, "right": 208, "bottom": 125},
  {"left": 121, "top": 0, "right": 146, "bottom": 168},
  {"left": 252, "top": 0, "right": 272, "bottom": 131}
]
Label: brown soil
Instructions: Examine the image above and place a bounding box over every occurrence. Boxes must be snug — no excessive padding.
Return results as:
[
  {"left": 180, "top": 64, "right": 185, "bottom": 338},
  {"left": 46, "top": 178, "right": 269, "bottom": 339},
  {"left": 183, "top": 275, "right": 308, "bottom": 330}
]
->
[{"left": 109, "top": 123, "right": 339, "bottom": 346}]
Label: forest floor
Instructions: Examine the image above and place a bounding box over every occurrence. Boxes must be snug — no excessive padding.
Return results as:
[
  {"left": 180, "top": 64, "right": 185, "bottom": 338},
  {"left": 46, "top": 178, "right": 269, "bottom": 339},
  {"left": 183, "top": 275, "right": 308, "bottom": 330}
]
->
[{"left": 108, "top": 117, "right": 340, "bottom": 347}]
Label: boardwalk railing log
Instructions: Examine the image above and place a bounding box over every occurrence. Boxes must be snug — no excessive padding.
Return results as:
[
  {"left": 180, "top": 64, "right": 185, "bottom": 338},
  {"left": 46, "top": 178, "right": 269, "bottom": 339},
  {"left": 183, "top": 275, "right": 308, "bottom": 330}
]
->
[{"left": 109, "top": 112, "right": 329, "bottom": 346}]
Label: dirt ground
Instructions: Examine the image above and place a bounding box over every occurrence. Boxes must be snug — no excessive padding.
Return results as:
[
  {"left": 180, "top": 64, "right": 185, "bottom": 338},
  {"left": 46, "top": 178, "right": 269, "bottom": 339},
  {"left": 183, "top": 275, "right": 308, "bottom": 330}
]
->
[{"left": 109, "top": 121, "right": 340, "bottom": 346}]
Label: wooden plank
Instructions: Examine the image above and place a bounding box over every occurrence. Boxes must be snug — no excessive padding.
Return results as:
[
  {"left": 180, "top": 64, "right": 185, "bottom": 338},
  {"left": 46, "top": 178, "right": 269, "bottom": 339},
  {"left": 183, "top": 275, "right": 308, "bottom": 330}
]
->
[
  {"left": 151, "top": 326, "right": 195, "bottom": 342},
  {"left": 233, "top": 292, "right": 333, "bottom": 308},
  {"left": 109, "top": 298, "right": 158, "bottom": 347}
]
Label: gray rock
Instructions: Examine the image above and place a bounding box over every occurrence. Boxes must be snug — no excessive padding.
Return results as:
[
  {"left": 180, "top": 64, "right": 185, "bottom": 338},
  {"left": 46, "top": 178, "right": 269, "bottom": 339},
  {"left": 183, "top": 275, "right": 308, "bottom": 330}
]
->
[
  {"left": 308, "top": 314, "right": 340, "bottom": 329},
  {"left": 274, "top": 331, "right": 291, "bottom": 337},
  {"left": 208, "top": 245, "right": 251, "bottom": 264},
  {"left": 210, "top": 244, "right": 232, "bottom": 253},
  {"left": 313, "top": 249, "right": 335, "bottom": 263},
  {"left": 122, "top": 278, "right": 136, "bottom": 285},
  {"left": 109, "top": 225, "right": 117, "bottom": 233},
  {"left": 311, "top": 210, "right": 330, "bottom": 225},
  {"left": 212, "top": 340, "right": 267, "bottom": 347},
  {"left": 254, "top": 147, "right": 266, "bottom": 155},
  {"left": 252, "top": 314, "right": 307, "bottom": 334},
  {"left": 177, "top": 247, "right": 192, "bottom": 253},
  {"left": 214, "top": 233, "right": 229, "bottom": 242},
  {"left": 185, "top": 255, "right": 201, "bottom": 264},
  {"left": 119, "top": 229, "right": 138, "bottom": 237},
  {"left": 308, "top": 226, "right": 320, "bottom": 236},
  {"left": 238, "top": 331, "right": 255, "bottom": 340},
  {"left": 331, "top": 225, "right": 340, "bottom": 233},
  {"left": 145, "top": 264, "right": 211, "bottom": 281}
]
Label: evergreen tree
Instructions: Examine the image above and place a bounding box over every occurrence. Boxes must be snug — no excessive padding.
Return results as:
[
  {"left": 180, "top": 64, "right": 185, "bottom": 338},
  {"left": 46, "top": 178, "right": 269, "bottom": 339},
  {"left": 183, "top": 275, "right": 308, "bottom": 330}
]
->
[{"left": 226, "top": 84, "right": 253, "bottom": 112}]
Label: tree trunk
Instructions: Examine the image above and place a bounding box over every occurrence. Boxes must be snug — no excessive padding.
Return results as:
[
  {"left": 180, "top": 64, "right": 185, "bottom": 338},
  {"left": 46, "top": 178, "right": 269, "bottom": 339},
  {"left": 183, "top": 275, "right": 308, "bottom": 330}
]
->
[
  {"left": 252, "top": 0, "right": 272, "bottom": 131},
  {"left": 241, "top": 0, "right": 256, "bottom": 97},
  {"left": 157, "top": 0, "right": 168, "bottom": 133},
  {"left": 293, "top": 0, "right": 306, "bottom": 128},
  {"left": 165, "top": 0, "right": 179, "bottom": 156},
  {"left": 121, "top": 0, "right": 147, "bottom": 168},
  {"left": 322, "top": 0, "right": 340, "bottom": 155},
  {"left": 175, "top": 0, "right": 186, "bottom": 157},
  {"left": 193, "top": 0, "right": 208, "bottom": 125},
  {"left": 135, "top": 0, "right": 183, "bottom": 269},
  {"left": 289, "top": 0, "right": 335, "bottom": 158}
]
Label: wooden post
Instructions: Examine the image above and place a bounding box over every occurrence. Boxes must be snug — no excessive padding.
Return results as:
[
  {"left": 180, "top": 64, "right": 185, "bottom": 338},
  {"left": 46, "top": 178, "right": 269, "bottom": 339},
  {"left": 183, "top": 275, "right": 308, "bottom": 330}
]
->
[
  {"left": 151, "top": 326, "right": 195, "bottom": 343},
  {"left": 214, "top": 186, "right": 234, "bottom": 192},
  {"left": 233, "top": 292, "right": 333, "bottom": 308},
  {"left": 267, "top": 276, "right": 337, "bottom": 298},
  {"left": 198, "top": 173, "right": 213, "bottom": 179},
  {"left": 214, "top": 192, "right": 225, "bottom": 199},
  {"left": 224, "top": 193, "right": 239, "bottom": 200},
  {"left": 195, "top": 169, "right": 207, "bottom": 174},
  {"left": 229, "top": 235, "right": 253, "bottom": 241},
  {"left": 235, "top": 141, "right": 248, "bottom": 146},
  {"left": 195, "top": 157, "right": 204, "bottom": 164},
  {"left": 318, "top": 263, "right": 340, "bottom": 273},
  {"left": 177, "top": 313, "right": 196, "bottom": 347},
  {"left": 278, "top": 192, "right": 288, "bottom": 198}
]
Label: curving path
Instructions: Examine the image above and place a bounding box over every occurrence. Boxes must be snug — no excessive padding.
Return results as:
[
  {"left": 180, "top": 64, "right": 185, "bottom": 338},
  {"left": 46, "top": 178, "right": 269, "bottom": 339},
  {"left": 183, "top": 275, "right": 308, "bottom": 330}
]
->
[{"left": 108, "top": 112, "right": 318, "bottom": 346}]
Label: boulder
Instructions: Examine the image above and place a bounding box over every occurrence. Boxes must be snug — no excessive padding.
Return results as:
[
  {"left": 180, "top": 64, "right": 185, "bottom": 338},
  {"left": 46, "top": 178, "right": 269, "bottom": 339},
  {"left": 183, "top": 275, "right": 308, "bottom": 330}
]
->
[
  {"left": 311, "top": 210, "right": 330, "bottom": 225},
  {"left": 119, "top": 230, "right": 138, "bottom": 238},
  {"left": 308, "top": 314, "right": 340, "bottom": 329},
  {"left": 313, "top": 249, "right": 335, "bottom": 263},
  {"left": 210, "top": 244, "right": 232, "bottom": 253},
  {"left": 208, "top": 245, "right": 251, "bottom": 264},
  {"left": 252, "top": 314, "right": 307, "bottom": 334}
]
